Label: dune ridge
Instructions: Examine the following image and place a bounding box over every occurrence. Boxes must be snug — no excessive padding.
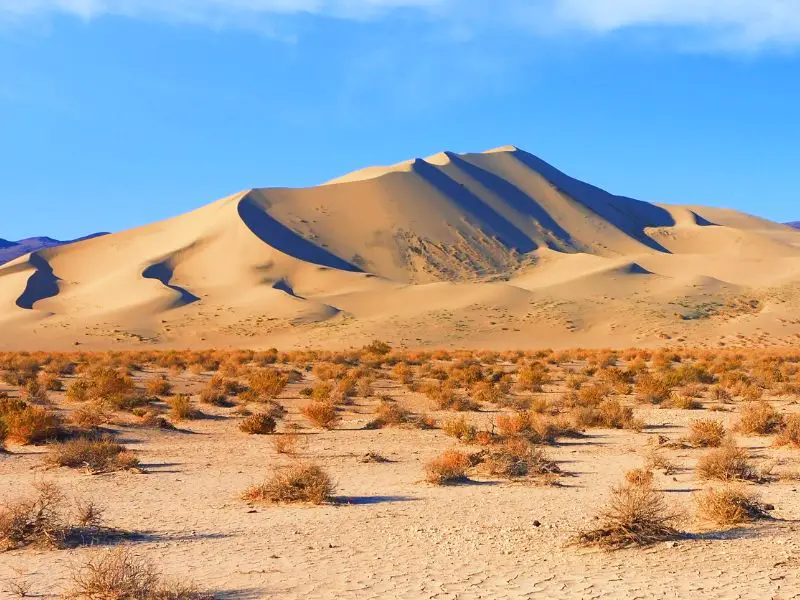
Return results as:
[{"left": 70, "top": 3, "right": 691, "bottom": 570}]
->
[{"left": 1, "top": 146, "right": 799, "bottom": 350}]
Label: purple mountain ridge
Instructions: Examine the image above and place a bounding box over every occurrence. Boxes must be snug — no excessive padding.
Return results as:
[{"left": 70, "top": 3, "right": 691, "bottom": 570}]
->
[
  {"left": 0, "top": 233, "right": 108, "bottom": 266},
  {"left": 787, "top": 222, "right": 800, "bottom": 230}
]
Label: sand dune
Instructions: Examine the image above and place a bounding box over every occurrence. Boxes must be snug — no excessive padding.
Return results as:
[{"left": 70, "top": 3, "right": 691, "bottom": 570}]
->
[{"left": 1, "top": 146, "right": 799, "bottom": 350}]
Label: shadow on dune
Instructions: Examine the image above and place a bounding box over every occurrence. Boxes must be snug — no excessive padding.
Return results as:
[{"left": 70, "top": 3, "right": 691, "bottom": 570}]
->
[
  {"left": 238, "top": 194, "right": 362, "bottom": 272},
  {"left": 509, "top": 149, "right": 675, "bottom": 253},
  {"left": 16, "top": 252, "right": 60, "bottom": 309},
  {"left": 142, "top": 260, "right": 200, "bottom": 306},
  {"left": 448, "top": 152, "right": 575, "bottom": 249},
  {"left": 412, "top": 159, "right": 537, "bottom": 253}
]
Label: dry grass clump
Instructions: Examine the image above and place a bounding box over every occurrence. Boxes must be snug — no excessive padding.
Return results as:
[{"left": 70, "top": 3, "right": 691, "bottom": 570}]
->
[
  {"left": 67, "top": 546, "right": 213, "bottom": 599},
  {"left": 300, "top": 401, "right": 340, "bottom": 429},
  {"left": 664, "top": 393, "right": 702, "bottom": 410},
  {"left": 272, "top": 427, "right": 304, "bottom": 456},
  {"left": 247, "top": 368, "right": 288, "bottom": 399},
  {"left": 168, "top": 394, "right": 201, "bottom": 421},
  {"left": 696, "top": 444, "right": 757, "bottom": 481},
  {"left": 442, "top": 415, "right": 478, "bottom": 442},
  {"left": 71, "top": 403, "right": 111, "bottom": 429},
  {"left": 686, "top": 419, "right": 727, "bottom": 448},
  {"left": 243, "top": 463, "right": 334, "bottom": 504},
  {"left": 46, "top": 437, "right": 140, "bottom": 474},
  {"left": 239, "top": 413, "right": 277, "bottom": 435},
  {"left": 625, "top": 468, "right": 654, "bottom": 487},
  {"left": 571, "top": 398, "right": 643, "bottom": 432},
  {"left": 774, "top": 414, "right": 800, "bottom": 448},
  {"left": 573, "top": 481, "right": 681, "bottom": 549},
  {"left": 366, "top": 399, "right": 412, "bottom": 429},
  {"left": 735, "top": 401, "right": 784, "bottom": 435},
  {"left": 479, "top": 438, "right": 560, "bottom": 482},
  {"left": 694, "top": 486, "right": 774, "bottom": 526},
  {"left": 3, "top": 406, "right": 65, "bottom": 445},
  {"left": 145, "top": 375, "right": 172, "bottom": 397},
  {"left": 424, "top": 450, "right": 473, "bottom": 485},
  {"left": 0, "top": 482, "right": 113, "bottom": 552},
  {"left": 635, "top": 374, "right": 671, "bottom": 405}
]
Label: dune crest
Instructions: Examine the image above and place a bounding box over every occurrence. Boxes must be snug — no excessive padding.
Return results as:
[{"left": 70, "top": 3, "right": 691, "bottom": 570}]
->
[{"left": 1, "top": 146, "right": 799, "bottom": 350}]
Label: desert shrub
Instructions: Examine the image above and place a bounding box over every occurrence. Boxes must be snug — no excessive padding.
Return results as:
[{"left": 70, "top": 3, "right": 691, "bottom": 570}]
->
[
  {"left": 5, "top": 407, "right": 64, "bottom": 445},
  {"left": 168, "top": 395, "right": 201, "bottom": 420},
  {"left": 243, "top": 463, "right": 334, "bottom": 504},
  {"left": 665, "top": 393, "right": 701, "bottom": 410},
  {"left": 311, "top": 382, "right": 333, "bottom": 403},
  {"left": 71, "top": 403, "right": 111, "bottom": 429},
  {"left": 516, "top": 364, "right": 550, "bottom": 392},
  {"left": 470, "top": 381, "right": 504, "bottom": 405},
  {"left": 597, "top": 399, "right": 643, "bottom": 431},
  {"left": 709, "top": 386, "right": 732, "bottom": 403},
  {"left": 356, "top": 377, "right": 374, "bottom": 398},
  {"left": 367, "top": 400, "right": 411, "bottom": 429},
  {"left": 635, "top": 374, "right": 671, "bottom": 404},
  {"left": 37, "top": 371, "right": 63, "bottom": 392},
  {"left": 85, "top": 368, "right": 135, "bottom": 400},
  {"left": 0, "top": 419, "right": 7, "bottom": 450},
  {"left": 67, "top": 546, "right": 213, "bottom": 599},
  {"left": 625, "top": 468, "right": 654, "bottom": 487},
  {"left": 736, "top": 401, "right": 784, "bottom": 435},
  {"left": 694, "top": 486, "right": 773, "bottom": 526},
  {"left": 300, "top": 402, "right": 340, "bottom": 429},
  {"left": 687, "top": 419, "right": 726, "bottom": 448},
  {"left": 573, "top": 481, "right": 680, "bottom": 549},
  {"left": 425, "top": 383, "right": 478, "bottom": 411},
  {"left": 47, "top": 437, "right": 139, "bottom": 474},
  {"left": 480, "top": 438, "right": 560, "bottom": 481},
  {"left": 645, "top": 448, "right": 678, "bottom": 476},
  {"left": 774, "top": 414, "right": 800, "bottom": 448},
  {"left": 21, "top": 379, "right": 49, "bottom": 404},
  {"left": 66, "top": 379, "right": 93, "bottom": 403},
  {"left": 273, "top": 430, "right": 303, "bottom": 456},
  {"left": 0, "top": 481, "right": 67, "bottom": 550},
  {"left": 424, "top": 450, "right": 472, "bottom": 485},
  {"left": 442, "top": 416, "right": 477, "bottom": 442},
  {"left": 696, "top": 444, "right": 756, "bottom": 481},
  {"left": 239, "top": 413, "right": 277, "bottom": 435},
  {"left": 145, "top": 375, "right": 172, "bottom": 397},
  {"left": 247, "top": 369, "right": 288, "bottom": 398},
  {"left": 198, "top": 386, "right": 228, "bottom": 407}
]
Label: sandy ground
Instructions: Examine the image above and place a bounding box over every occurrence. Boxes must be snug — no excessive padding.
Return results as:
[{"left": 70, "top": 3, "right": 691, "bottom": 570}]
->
[{"left": 2, "top": 362, "right": 799, "bottom": 599}]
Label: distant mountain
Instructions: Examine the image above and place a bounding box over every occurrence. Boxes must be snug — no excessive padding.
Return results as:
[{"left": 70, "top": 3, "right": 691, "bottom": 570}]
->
[
  {"left": 788, "top": 222, "right": 800, "bottom": 230},
  {"left": 0, "top": 233, "right": 108, "bottom": 266}
]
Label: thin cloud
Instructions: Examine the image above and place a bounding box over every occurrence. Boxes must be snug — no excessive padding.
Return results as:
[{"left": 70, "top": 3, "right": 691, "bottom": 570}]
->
[{"left": 2, "top": 0, "right": 800, "bottom": 49}]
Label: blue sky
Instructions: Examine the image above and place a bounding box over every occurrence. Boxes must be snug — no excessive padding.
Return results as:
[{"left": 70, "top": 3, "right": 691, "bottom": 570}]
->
[{"left": 1, "top": 1, "right": 799, "bottom": 240}]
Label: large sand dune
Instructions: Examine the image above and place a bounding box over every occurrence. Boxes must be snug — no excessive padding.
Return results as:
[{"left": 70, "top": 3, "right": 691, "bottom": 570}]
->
[{"left": 2, "top": 146, "right": 799, "bottom": 350}]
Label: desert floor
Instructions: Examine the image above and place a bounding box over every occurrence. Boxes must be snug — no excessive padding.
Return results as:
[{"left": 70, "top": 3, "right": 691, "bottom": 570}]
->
[{"left": 1, "top": 348, "right": 799, "bottom": 599}]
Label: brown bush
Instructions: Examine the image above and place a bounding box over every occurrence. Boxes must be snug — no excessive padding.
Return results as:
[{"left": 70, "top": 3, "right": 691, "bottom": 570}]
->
[
  {"left": 71, "top": 403, "right": 111, "bottom": 429},
  {"left": 67, "top": 546, "right": 213, "bottom": 599},
  {"left": 247, "top": 369, "right": 288, "bottom": 398},
  {"left": 694, "top": 486, "right": 773, "bottom": 526},
  {"left": 243, "top": 463, "right": 334, "bottom": 504},
  {"left": 625, "top": 468, "right": 654, "bottom": 487},
  {"left": 442, "top": 416, "right": 478, "bottom": 442},
  {"left": 736, "top": 401, "right": 784, "bottom": 435},
  {"left": 239, "top": 413, "right": 277, "bottom": 435},
  {"left": 635, "top": 374, "right": 671, "bottom": 404},
  {"left": 272, "top": 429, "right": 304, "bottom": 457},
  {"left": 687, "top": 419, "right": 726, "bottom": 448},
  {"left": 0, "top": 481, "right": 67, "bottom": 550},
  {"left": 145, "top": 375, "right": 172, "bottom": 397},
  {"left": 5, "top": 407, "right": 65, "bottom": 445},
  {"left": 47, "top": 437, "right": 140, "bottom": 474},
  {"left": 774, "top": 414, "right": 800, "bottom": 448},
  {"left": 300, "top": 402, "right": 340, "bottom": 429},
  {"left": 424, "top": 450, "right": 472, "bottom": 485},
  {"left": 168, "top": 395, "right": 201, "bottom": 421},
  {"left": 573, "top": 481, "right": 680, "bottom": 549},
  {"left": 480, "top": 438, "right": 560, "bottom": 481},
  {"left": 696, "top": 444, "right": 756, "bottom": 481},
  {"left": 367, "top": 399, "right": 417, "bottom": 429}
]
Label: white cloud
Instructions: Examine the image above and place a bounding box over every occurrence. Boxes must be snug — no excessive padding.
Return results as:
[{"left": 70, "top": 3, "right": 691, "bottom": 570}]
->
[{"left": 2, "top": 0, "right": 800, "bottom": 49}]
